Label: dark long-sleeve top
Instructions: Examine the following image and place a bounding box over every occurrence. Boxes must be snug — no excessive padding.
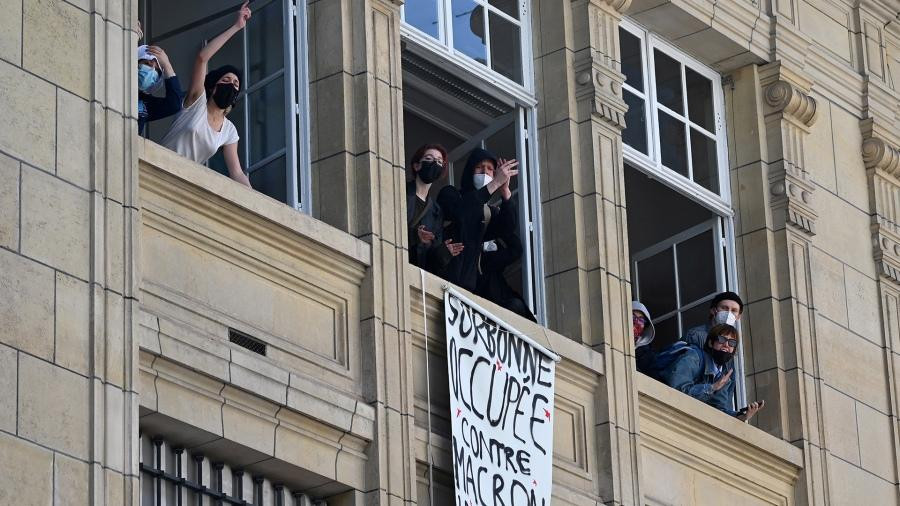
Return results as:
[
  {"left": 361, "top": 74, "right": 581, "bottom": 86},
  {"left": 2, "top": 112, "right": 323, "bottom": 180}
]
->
[
  {"left": 138, "top": 75, "right": 185, "bottom": 135},
  {"left": 437, "top": 184, "right": 517, "bottom": 292},
  {"left": 407, "top": 181, "right": 452, "bottom": 274}
]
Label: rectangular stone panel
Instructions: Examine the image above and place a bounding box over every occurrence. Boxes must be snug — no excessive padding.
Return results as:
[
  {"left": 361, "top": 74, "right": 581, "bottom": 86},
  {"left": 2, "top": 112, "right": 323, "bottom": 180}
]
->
[
  {"left": 23, "top": 0, "right": 92, "bottom": 99},
  {"left": 0, "top": 432, "right": 54, "bottom": 506},
  {"left": 21, "top": 165, "right": 91, "bottom": 279},
  {"left": 142, "top": 226, "right": 345, "bottom": 363},
  {"left": 0, "top": 248, "right": 55, "bottom": 360},
  {"left": 18, "top": 354, "right": 90, "bottom": 459},
  {"left": 0, "top": 59, "right": 56, "bottom": 171},
  {"left": 799, "top": 0, "right": 853, "bottom": 63}
]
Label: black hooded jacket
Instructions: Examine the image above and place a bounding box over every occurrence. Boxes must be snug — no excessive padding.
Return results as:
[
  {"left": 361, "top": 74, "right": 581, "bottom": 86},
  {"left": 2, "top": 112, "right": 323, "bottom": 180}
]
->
[{"left": 437, "top": 148, "right": 517, "bottom": 292}]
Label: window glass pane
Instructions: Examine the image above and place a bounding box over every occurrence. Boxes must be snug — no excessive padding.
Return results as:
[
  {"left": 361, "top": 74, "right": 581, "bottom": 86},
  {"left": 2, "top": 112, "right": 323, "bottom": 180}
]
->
[
  {"left": 680, "top": 301, "right": 712, "bottom": 338},
  {"left": 623, "top": 90, "right": 647, "bottom": 154},
  {"left": 246, "top": 0, "right": 284, "bottom": 85},
  {"left": 636, "top": 248, "right": 676, "bottom": 318},
  {"left": 653, "top": 49, "right": 683, "bottom": 114},
  {"left": 248, "top": 75, "right": 286, "bottom": 165},
  {"left": 619, "top": 28, "right": 643, "bottom": 91},
  {"left": 658, "top": 110, "right": 687, "bottom": 177},
  {"left": 452, "top": 0, "right": 487, "bottom": 65},
  {"left": 686, "top": 67, "right": 714, "bottom": 132},
  {"left": 690, "top": 129, "right": 718, "bottom": 193},
  {"left": 488, "top": 0, "right": 518, "bottom": 18},
  {"left": 405, "top": 0, "right": 440, "bottom": 38},
  {"left": 676, "top": 229, "right": 716, "bottom": 304},
  {"left": 249, "top": 154, "right": 287, "bottom": 203},
  {"left": 652, "top": 316, "right": 679, "bottom": 350},
  {"left": 489, "top": 12, "right": 522, "bottom": 83}
]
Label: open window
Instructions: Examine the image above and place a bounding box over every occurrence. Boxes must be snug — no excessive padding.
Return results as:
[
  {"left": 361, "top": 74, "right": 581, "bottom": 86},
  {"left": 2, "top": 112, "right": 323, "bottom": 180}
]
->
[
  {"left": 620, "top": 19, "right": 744, "bottom": 403},
  {"left": 138, "top": 0, "right": 312, "bottom": 212},
  {"left": 401, "top": 2, "right": 545, "bottom": 322}
]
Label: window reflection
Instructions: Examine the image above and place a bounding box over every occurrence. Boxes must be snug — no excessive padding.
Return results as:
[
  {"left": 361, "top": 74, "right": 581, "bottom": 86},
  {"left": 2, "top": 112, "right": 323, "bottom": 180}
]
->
[
  {"left": 489, "top": 12, "right": 521, "bottom": 82},
  {"left": 406, "top": 0, "right": 440, "bottom": 39},
  {"left": 452, "top": 0, "right": 486, "bottom": 64}
]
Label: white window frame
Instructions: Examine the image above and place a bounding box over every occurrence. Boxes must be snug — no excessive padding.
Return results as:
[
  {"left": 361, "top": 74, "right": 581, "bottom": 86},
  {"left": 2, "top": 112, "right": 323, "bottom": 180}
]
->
[
  {"left": 140, "top": 0, "right": 313, "bottom": 214},
  {"left": 619, "top": 18, "right": 732, "bottom": 217},
  {"left": 400, "top": 0, "right": 536, "bottom": 106},
  {"left": 620, "top": 18, "right": 745, "bottom": 404},
  {"left": 400, "top": 2, "right": 546, "bottom": 323}
]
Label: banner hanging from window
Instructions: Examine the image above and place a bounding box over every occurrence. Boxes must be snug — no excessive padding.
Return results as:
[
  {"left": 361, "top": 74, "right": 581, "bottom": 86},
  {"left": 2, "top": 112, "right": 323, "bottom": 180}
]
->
[{"left": 444, "top": 288, "right": 558, "bottom": 506}]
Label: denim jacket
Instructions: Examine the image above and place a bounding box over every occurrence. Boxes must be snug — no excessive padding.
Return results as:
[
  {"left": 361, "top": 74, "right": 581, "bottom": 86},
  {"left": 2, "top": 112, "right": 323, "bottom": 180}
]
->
[{"left": 662, "top": 345, "right": 737, "bottom": 416}]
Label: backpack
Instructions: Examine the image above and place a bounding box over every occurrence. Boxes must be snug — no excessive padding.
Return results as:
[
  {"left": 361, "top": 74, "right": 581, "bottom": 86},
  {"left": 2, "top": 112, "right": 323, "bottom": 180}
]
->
[{"left": 645, "top": 341, "right": 702, "bottom": 382}]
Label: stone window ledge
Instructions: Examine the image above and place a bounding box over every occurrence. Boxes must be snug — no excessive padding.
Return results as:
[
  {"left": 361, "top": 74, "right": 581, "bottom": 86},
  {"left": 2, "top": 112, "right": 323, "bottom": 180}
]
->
[
  {"left": 138, "top": 139, "right": 371, "bottom": 268},
  {"left": 638, "top": 373, "right": 803, "bottom": 501}
]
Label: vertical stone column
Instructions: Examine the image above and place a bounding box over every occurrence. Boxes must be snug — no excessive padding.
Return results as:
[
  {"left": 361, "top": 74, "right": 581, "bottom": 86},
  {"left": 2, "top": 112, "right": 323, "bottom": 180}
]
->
[
  {"left": 309, "top": 0, "right": 415, "bottom": 502},
  {"left": 728, "top": 62, "right": 827, "bottom": 504},
  {"left": 534, "top": 0, "right": 642, "bottom": 503},
  {"left": 861, "top": 124, "right": 900, "bottom": 500},
  {"left": 0, "top": 0, "right": 139, "bottom": 504}
]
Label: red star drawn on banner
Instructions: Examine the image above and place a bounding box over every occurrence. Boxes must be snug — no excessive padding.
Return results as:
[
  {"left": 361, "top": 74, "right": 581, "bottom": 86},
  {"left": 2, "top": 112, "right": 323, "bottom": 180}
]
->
[
  {"left": 456, "top": 407, "right": 462, "bottom": 418},
  {"left": 532, "top": 479, "right": 537, "bottom": 487},
  {"left": 544, "top": 408, "right": 551, "bottom": 420},
  {"left": 495, "top": 359, "right": 503, "bottom": 371}
]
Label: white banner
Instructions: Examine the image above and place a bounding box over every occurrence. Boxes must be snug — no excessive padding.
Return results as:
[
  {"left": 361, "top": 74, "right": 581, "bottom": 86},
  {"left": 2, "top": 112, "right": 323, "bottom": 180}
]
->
[{"left": 444, "top": 289, "right": 557, "bottom": 506}]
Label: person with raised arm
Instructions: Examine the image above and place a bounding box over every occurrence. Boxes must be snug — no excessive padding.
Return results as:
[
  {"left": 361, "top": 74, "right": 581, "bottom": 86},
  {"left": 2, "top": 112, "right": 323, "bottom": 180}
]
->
[{"left": 161, "top": 1, "right": 252, "bottom": 188}]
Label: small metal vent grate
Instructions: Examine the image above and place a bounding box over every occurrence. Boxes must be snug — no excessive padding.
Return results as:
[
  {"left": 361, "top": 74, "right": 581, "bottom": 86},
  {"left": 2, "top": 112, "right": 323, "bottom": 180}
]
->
[{"left": 229, "top": 329, "right": 267, "bottom": 356}]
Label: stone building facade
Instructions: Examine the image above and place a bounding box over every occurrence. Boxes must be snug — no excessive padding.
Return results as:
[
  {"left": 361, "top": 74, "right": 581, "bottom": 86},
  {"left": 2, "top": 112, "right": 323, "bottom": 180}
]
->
[{"left": 0, "top": 0, "right": 898, "bottom": 504}]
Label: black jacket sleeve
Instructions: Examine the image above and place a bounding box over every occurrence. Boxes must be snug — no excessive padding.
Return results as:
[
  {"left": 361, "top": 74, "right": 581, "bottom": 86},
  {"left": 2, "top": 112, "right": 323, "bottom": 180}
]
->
[{"left": 144, "top": 75, "right": 186, "bottom": 123}]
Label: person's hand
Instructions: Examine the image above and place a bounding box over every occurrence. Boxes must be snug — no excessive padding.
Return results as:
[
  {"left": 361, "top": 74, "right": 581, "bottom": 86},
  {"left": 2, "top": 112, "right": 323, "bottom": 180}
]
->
[
  {"left": 711, "top": 369, "right": 732, "bottom": 392},
  {"left": 737, "top": 400, "right": 765, "bottom": 423},
  {"left": 234, "top": 1, "right": 252, "bottom": 29},
  {"left": 490, "top": 158, "right": 519, "bottom": 193},
  {"left": 497, "top": 158, "right": 515, "bottom": 200},
  {"left": 416, "top": 225, "right": 435, "bottom": 246},
  {"left": 147, "top": 46, "right": 173, "bottom": 76},
  {"left": 136, "top": 20, "right": 144, "bottom": 41},
  {"left": 444, "top": 239, "right": 464, "bottom": 257}
]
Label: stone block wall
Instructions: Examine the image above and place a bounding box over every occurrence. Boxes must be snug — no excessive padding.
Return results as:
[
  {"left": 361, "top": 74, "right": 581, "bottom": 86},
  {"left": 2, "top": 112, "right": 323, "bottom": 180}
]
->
[{"left": 0, "top": 0, "right": 140, "bottom": 504}]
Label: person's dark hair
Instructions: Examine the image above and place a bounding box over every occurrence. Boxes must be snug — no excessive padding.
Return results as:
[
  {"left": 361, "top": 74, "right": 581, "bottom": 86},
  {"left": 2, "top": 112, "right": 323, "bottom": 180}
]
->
[
  {"left": 204, "top": 65, "right": 243, "bottom": 96},
  {"left": 705, "top": 323, "right": 738, "bottom": 347},
  {"left": 409, "top": 143, "right": 449, "bottom": 181},
  {"left": 709, "top": 291, "right": 744, "bottom": 313}
]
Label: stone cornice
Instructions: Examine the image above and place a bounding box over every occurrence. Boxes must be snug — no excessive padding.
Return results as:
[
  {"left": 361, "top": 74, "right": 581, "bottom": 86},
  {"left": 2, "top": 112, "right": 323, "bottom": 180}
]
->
[{"left": 764, "top": 80, "right": 818, "bottom": 128}]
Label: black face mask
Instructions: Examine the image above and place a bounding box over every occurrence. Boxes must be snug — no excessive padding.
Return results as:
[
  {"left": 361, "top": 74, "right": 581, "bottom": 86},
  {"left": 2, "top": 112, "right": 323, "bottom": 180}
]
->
[
  {"left": 212, "top": 84, "right": 239, "bottom": 109},
  {"left": 417, "top": 160, "right": 442, "bottom": 184},
  {"left": 709, "top": 348, "right": 735, "bottom": 366}
]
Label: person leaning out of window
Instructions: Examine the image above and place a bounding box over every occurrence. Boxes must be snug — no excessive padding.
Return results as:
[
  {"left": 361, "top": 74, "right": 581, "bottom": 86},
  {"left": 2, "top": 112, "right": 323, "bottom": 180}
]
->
[
  {"left": 661, "top": 323, "right": 765, "bottom": 422},
  {"left": 682, "top": 291, "right": 744, "bottom": 348},
  {"left": 160, "top": 1, "right": 252, "bottom": 188},
  {"left": 136, "top": 43, "right": 184, "bottom": 135},
  {"left": 437, "top": 148, "right": 518, "bottom": 293},
  {"left": 407, "top": 144, "right": 464, "bottom": 273}
]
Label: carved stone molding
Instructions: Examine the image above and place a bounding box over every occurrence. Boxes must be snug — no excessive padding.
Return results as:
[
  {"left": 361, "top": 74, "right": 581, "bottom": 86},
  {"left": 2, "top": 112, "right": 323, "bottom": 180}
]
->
[
  {"left": 761, "top": 67, "right": 819, "bottom": 236},
  {"left": 590, "top": 0, "right": 632, "bottom": 13},
  {"left": 861, "top": 134, "right": 900, "bottom": 285},
  {"left": 862, "top": 137, "right": 900, "bottom": 178},
  {"left": 764, "top": 80, "right": 819, "bottom": 128}
]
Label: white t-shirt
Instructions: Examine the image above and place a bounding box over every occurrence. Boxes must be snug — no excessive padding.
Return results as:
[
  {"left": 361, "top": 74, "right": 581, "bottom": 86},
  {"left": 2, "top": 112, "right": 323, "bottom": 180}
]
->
[{"left": 161, "top": 91, "right": 239, "bottom": 164}]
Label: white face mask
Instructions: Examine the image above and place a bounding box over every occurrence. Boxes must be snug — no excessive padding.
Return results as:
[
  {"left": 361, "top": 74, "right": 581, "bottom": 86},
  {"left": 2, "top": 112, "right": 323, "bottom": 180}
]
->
[
  {"left": 713, "top": 310, "right": 737, "bottom": 326},
  {"left": 473, "top": 173, "right": 493, "bottom": 189}
]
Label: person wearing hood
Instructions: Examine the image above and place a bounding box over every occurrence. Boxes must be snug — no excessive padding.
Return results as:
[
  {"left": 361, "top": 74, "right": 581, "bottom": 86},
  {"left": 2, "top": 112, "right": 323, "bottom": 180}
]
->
[
  {"left": 136, "top": 44, "right": 184, "bottom": 135},
  {"left": 661, "top": 323, "right": 764, "bottom": 422},
  {"left": 407, "top": 144, "right": 464, "bottom": 273},
  {"left": 632, "top": 301, "right": 656, "bottom": 374},
  {"left": 681, "top": 291, "right": 744, "bottom": 348},
  {"left": 437, "top": 147, "right": 519, "bottom": 293},
  {"left": 160, "top": 2, "right": 252, "bottom": 188}
]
